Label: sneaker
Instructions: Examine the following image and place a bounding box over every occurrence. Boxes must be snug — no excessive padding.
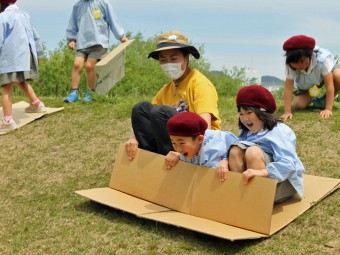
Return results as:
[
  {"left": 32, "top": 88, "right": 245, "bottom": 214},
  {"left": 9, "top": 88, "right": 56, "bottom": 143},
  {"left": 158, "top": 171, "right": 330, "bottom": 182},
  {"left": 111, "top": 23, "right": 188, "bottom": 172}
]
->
[
  {"left": 82, "top": 90, "right": 94, "bottom": 103},
  {"left": 0, "top": 118, "right": 17, "bottom": 132},
  {"left": 64, "top": 91, "right": 79, "bottom": 103},
  {"left": 25, "top": 102, "right": 47, "bottom": 113},
  {"left": 311, "top": 95, "right": 326, "bottom": 109}
]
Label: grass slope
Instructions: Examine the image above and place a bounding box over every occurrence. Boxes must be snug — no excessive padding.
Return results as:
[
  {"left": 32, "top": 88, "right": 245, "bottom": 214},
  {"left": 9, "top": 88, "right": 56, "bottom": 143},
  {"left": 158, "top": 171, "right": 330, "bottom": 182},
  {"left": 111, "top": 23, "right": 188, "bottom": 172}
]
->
[{"left": 0, "top": 96, "right": 339, "bottom": 255}]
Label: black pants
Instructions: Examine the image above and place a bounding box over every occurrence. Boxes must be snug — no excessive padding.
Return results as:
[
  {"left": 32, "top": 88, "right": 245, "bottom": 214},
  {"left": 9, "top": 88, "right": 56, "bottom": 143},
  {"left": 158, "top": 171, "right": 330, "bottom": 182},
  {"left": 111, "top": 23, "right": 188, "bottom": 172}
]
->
[{"left": 131, "top": 101, "right": 178, "bottom": 155}]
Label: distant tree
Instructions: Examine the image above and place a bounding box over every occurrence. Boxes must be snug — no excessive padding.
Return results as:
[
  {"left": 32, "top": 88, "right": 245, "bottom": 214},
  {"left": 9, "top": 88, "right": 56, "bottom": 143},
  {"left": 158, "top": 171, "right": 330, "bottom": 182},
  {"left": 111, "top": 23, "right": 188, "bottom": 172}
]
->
[{"left": 14, "top": 32, "right": 246, "bottom": 98}]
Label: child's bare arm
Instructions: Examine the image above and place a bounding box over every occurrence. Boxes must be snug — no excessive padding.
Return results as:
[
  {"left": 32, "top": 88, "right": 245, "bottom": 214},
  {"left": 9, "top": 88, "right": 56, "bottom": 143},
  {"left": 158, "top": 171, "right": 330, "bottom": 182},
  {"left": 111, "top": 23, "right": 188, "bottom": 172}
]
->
[{"left": 320, "top": 73, "right": 334, "bottom": 118}]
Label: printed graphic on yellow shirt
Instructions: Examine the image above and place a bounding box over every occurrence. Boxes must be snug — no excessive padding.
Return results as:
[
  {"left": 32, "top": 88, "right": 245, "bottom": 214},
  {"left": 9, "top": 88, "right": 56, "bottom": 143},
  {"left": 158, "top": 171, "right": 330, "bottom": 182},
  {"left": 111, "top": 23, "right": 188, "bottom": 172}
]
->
[
  {"left": 92, "top": 10, "right": 102, "bottom": 20},
  {"left": 173, "top": 99, "right": 188, "bottom": 112}
]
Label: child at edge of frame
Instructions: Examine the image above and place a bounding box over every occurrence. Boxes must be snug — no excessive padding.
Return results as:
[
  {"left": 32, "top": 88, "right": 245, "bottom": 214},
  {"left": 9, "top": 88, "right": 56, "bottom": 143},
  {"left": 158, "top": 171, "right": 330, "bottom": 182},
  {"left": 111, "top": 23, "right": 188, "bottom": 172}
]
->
[
  {"left": 281, "top": 35, "right": 340, "bottom": 120},
  {"left": 0, "top": 0, "right": 46, "bottom": 132}
]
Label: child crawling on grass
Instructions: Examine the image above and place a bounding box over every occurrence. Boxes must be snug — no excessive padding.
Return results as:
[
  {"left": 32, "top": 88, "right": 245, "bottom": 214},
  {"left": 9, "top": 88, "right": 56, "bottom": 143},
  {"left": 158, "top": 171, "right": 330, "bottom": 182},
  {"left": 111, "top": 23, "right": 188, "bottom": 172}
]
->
[{"left": 164, "top": 111, "right": 237, "bottom": 182}]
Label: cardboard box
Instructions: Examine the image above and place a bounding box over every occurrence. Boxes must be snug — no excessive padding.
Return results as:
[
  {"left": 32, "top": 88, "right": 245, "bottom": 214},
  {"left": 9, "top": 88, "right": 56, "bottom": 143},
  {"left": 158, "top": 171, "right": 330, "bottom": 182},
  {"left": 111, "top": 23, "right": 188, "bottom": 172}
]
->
[
  {"left": 94, "top": 39, "right": 134, "bottom": 95},
  {"left": 76, "top": 144, "right": 340, "bottom": 241}
]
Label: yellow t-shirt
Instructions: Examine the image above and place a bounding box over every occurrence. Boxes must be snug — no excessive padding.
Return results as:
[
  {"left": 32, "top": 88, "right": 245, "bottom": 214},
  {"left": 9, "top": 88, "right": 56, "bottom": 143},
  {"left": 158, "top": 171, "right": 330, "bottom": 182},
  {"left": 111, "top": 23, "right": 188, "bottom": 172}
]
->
[{"left": 152, "top": 69, "right": 221, "bottom": 130}]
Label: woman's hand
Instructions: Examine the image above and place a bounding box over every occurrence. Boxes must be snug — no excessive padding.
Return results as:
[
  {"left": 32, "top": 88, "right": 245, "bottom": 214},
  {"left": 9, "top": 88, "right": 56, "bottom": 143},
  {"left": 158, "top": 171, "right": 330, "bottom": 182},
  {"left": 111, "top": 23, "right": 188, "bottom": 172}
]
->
[{"left": 125, "top": 138, "right": 139, "bottom": 161}]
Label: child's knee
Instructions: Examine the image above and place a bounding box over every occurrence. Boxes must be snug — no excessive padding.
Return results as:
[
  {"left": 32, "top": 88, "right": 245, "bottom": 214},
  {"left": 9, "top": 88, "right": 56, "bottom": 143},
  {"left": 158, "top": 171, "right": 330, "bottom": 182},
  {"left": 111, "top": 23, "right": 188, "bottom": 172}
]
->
[
  {"left": 85, "top": 63, "right": 95, "bottom": 72},
  {"left": 229, "top": 145, "right": 243, "bottom": 159},
  {"left": 73, "top": 62, "right": 83, "bottom": 71},
  {"left": 245, "top": 146, "right": 263, "bottom": 161},
  {"left": 293, "top": 96, "right": 310, "bottom": 109}
]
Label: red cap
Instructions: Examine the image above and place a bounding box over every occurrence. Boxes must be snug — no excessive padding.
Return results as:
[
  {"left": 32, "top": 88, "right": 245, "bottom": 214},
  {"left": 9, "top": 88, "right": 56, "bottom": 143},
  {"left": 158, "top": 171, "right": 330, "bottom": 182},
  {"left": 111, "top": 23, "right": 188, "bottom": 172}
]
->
[
  {"left": 0, "top": 0, "right": 17, "bottom": 3},
  {"left": 283, "top": 35, "right": 316, "bottom": 51},
  {"left": 236, "top": 85, "right": 276, "bottom": 113},
  {"left": 167, "top": 112, "right": 208, "bottom": 137}
]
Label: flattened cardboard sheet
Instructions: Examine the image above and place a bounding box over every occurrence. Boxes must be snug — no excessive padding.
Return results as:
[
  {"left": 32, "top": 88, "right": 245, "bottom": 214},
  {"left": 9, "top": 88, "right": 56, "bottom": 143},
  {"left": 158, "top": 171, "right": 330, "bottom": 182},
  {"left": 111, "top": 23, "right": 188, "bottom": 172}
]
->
[
  {"left": 75, "top": 188, "right": 171, "bottom": 215},
  {"left": 76, "top": 145, "right": 340, "bottom": 240},
  {"left": 0, "top": 101, "right": 64, "bottom": 135},
  {"left": 95, "top": 39, "right": 134, "bottom": 94},
  {"left": 141, "top": 211, "right": 267, "bottom": 241}
]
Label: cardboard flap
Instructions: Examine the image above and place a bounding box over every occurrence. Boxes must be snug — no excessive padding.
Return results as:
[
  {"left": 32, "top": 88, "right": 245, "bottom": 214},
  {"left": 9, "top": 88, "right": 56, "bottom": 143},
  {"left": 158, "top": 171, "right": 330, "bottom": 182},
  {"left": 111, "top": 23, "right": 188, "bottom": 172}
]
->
[
  {"left": 191, "top": 167, "right": 276, "bottom": 234},
  {"left": 109, "top": 144, "right": 196, "bottom": 214},
  {"left": 75, "top": 187, "right": 171, "bottom": 215},
  {"left": 95, "top": 40, "right": 134, "bottom": 94}
]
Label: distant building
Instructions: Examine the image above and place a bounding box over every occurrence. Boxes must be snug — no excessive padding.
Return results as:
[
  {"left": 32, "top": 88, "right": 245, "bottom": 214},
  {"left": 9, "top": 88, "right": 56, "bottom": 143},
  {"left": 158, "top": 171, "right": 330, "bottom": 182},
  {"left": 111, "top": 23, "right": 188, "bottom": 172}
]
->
[{"left": 245, "top": 68, "right": 261, "bottom": 85}]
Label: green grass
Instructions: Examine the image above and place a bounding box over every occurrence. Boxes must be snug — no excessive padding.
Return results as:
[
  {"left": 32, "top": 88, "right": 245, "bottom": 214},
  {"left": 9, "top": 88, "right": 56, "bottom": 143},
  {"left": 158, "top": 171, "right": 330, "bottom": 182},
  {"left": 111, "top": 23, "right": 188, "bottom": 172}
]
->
[{"left": 0, "top": 96, "right": 339, "bottom": 255}]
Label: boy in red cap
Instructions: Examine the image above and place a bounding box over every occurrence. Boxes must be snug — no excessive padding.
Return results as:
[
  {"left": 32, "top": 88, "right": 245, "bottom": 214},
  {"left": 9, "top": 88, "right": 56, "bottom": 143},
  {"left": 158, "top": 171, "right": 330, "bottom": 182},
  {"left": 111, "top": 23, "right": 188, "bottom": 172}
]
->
[
  {"left": 229, "top": 85, "right": 305, "bottom": 203},
  {"left": 165, "top": 112, "right": 237, "bottom": 182},
  {"left": 281, "top": 35, "right": 340, "bottom": 120},
  {"left": 0, "top": 0, "right": 46, "bottom": 132}
]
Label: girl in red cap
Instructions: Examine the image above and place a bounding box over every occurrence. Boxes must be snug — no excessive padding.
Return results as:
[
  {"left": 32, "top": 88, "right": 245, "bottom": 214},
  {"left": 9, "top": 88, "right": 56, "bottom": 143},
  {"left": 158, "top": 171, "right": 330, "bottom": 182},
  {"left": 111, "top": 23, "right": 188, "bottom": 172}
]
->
[
  {"left": 281, "top": 35, "right": 340, "bottom": 120},
  {"left": 228, "top": 85, "right": 305, "bottom": 203},
  {"left": 0, "top": 0, "right": 46, "bottom": 132}
]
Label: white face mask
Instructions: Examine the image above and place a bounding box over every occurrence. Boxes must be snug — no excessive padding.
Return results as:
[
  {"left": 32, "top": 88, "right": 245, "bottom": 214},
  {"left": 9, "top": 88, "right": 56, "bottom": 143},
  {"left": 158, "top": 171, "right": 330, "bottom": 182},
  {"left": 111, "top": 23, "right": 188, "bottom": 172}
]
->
[{"left": 161, "top": 63, "right": 186, "bottom": 80}]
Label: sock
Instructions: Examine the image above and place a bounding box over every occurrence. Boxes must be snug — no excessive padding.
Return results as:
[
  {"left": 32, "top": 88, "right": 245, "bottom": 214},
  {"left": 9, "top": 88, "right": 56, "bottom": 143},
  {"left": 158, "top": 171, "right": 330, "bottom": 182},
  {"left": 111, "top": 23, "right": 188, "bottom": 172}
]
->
[
  {"left": 31, "top": 98, "right": 41, "bottom": 106},
  {"left": 71, "top": 88, "right": 79, "bottom": 94},
  {"left": 3, "top": 115, "right": 13, "bottom": 123}
]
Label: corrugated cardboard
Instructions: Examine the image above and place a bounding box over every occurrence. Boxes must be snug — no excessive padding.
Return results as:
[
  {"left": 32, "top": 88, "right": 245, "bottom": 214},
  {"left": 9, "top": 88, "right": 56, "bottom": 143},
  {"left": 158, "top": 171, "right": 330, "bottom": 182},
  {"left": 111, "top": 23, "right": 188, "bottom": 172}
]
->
[
  {"left": 94, "top": 39, "right": 134, "bottom": 94},
  {"left": 0, "top": 101, "right": 64, "bottom": 135},
  {"left": 76, "top": 144, "right": 340, "bottom": 240}
]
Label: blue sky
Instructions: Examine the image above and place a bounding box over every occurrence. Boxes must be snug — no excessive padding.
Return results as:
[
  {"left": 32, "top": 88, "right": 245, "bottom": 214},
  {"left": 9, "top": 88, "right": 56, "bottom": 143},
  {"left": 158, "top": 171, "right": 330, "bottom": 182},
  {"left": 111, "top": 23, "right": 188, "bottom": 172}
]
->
[{"left": 18, "top": 0, "right": 340, "bottom": 80}]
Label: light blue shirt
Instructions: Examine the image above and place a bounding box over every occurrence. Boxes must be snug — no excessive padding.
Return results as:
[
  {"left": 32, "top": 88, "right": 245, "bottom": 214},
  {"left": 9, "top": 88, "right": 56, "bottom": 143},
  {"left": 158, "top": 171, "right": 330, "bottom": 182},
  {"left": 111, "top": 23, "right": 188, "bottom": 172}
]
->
[
  {"left": 0, "top": 5, "right": 44, "bottom": 74},
  {"left": 66, "top": 0, "right": 125, "bottom": 50},
  {"left": 180, "top": 130, "right": 238, "bottom": 168},
  {"left": 237, "top": 122, "right": 304, "bottom": 197},
  {"left": 286, "top": 46, "right": 336, "bottom": 90}
]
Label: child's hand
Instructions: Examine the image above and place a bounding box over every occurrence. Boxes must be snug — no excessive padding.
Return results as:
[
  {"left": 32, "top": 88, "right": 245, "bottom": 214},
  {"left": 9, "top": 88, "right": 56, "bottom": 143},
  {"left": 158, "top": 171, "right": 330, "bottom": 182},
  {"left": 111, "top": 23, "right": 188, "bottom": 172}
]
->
[
  {"left": 164, "top": 151, "right": 181, "bottom": 170},
  {"left": 320, "top": 109, "right": 332, "bottom": 118},
  {"left": 125, "top": 138, "right": 139, "bottom": 161},
  {"left": 120, "top": 37, "right": 128, "bottom": 43},
  {"left": 216, "top": 159, "right": 229, "bottom": 182},
  {"left": 242, "top": 168, "right": 269, "bottom": 184},
  {"left": 68, "top": 40, "right": 76, "bottom": 50},
  {"left": 280, "top": 112, "right": 293, "bottom": 121}
]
